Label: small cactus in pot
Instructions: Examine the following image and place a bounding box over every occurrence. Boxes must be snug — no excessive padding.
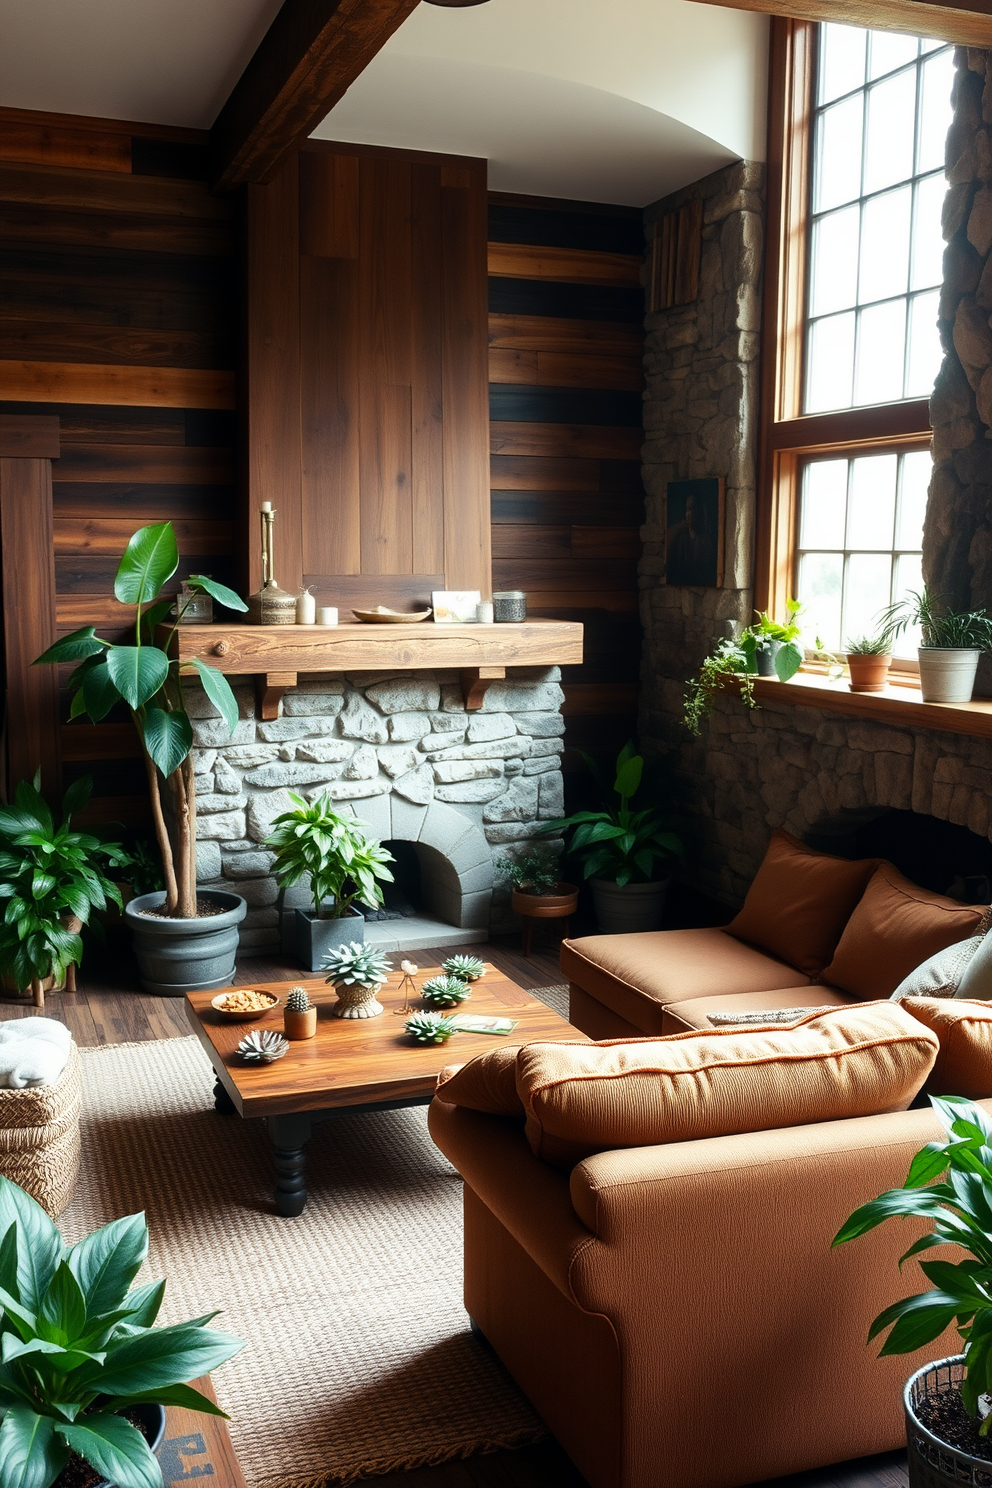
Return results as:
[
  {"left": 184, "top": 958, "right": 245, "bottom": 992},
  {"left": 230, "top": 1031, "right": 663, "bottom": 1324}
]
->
[
  {"left": 421, "top": 974, "right": 471, "bottom": 1009},
  {"left": 284, "top": 984, "right": 317, "bottom": 1040},
  {"left": 322, "top": 942, "right": 393, "bottom": 1019}
]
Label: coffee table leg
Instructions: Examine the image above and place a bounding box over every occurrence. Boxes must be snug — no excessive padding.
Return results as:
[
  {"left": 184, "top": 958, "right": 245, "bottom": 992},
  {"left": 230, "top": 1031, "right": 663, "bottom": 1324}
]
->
[
  {"left": 267, "top": 1113, "right": 311, "bottom": 1217},
  {"left": 213, "top": 1078, "right": 236, "bottom": 1115}
]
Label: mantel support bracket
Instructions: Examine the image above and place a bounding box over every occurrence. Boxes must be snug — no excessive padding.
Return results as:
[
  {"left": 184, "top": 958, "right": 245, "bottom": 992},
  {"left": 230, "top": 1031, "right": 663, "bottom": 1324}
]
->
[
  {"left": 461, "top": 666, "right": 505, "bottom": 711},
  {"left": 256, "top": 671, "right": 298, "bottom": 721}
]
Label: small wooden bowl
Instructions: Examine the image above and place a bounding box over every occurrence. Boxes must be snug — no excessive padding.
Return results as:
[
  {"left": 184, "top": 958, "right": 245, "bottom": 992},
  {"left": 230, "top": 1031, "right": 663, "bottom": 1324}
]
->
[{"left": 211, "top": 990, "right": 280, "bottom": 1022}]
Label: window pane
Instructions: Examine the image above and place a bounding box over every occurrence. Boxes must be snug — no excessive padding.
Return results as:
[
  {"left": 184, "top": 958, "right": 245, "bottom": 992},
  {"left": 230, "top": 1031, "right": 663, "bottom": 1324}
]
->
[
  {"left": 845, "top": 553, "right": 894, "bottom": 645},
  {"left": 854, "top": 298, "right": 906, "bottom": 404},
  {"left": 819, "top": 24, "right": 867, "bottom": 104},
  {"left": 896, "top": 450, "right": 931, "bottom": 548},
  {"left": 911, "top": 172, "right": 946, "bottom": 290},
  {"left": 860, "top": 186, "right": 912, "bottom": 303},
  {"left": 798, "top": 552, "right": 843, "bottom": 650},
  {"left": 905, "top": 289, "right": 942, "bottom": 397},
  {"left": 893, "top": 552, "right": 924, "bottom": 654},
  {"left": 868, "top": 30, "right": 919, "bottom": 80},
  {"left": 918, "top": 49, "right": 955, "bottom": 174},
  {"left": 800, "top": 459, "right": 847, "bottom": 548},
  {"left": 810, "top": 206, "right": 860, "bottom": 316},
  {"left": 847, "top": 453, "right": 897, "bottom": 548},
  {"left": 864, "top": 70, "right": 918, "bottom": 193},
  {"left": 815, "top": 97, "right": 865, "bottom": 212},
  {"left": 807, "top": 312, "right": 856, "bottom": 411}
]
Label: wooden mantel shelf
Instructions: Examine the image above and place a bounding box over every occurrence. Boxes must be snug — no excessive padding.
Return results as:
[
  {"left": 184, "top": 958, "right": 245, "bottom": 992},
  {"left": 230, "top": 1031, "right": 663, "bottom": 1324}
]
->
[
  {"left": 168, "top": 619, "right": 583, "bottom": 717},
  {"left": 753, "top": 671, "right": 992, "bottom": 740}
]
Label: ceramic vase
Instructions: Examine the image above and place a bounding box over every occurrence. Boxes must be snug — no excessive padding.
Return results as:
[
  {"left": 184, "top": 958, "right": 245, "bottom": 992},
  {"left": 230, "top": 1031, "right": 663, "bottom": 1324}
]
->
[
  {"left": 284, "top": 1006, "right": 318, "bottom": 1040},
  {"left": 330, "top": 981, "right": 385, "bottom": 1019},
  {"left": 917, "top": 647, "right": 980, "bottom": 703}
]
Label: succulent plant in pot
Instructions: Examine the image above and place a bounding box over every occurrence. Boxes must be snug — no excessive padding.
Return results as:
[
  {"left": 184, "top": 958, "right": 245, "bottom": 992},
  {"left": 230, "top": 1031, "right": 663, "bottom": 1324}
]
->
[
  {"left": 284, "top": 985, "right": 317, "bottom": 1041},
  {"left": 845, "top": 627, "right": 897, "bottom": 694},
  {"left": 495, "top": 846, "right": 579, "bottom": 956},
  {"left": 880, "top": 587, "right": 992, "bottom": 704},
  {"left": 322, "top": 942, "right": 393, "bottom": 1020},
  {"left": 420, "top": 975, "right": 471, "bottom": 1010},
  {"left": 34, "top": 522, "right": 249, "bottom": 996}
]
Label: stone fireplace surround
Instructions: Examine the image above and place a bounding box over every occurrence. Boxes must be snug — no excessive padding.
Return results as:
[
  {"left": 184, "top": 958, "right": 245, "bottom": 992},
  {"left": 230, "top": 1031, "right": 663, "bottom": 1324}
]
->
[{"left": 188, "top": 667, "right": 566, "bottom": 951}]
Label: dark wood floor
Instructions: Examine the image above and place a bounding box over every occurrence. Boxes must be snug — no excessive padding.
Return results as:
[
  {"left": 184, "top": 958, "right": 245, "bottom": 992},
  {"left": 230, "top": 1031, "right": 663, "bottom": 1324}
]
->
[{"left": 10, "top": 928, "right": 910, "bottom": 1488}]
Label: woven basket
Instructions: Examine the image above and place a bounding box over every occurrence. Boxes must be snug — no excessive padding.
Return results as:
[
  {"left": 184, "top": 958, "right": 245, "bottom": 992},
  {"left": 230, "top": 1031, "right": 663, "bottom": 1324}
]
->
[
  {"left": 905, "top": 1356, "right": 992, "bottom": 1488},
  {"left": 0, "top": 1043, "right": 81, "bottom": 1217}
]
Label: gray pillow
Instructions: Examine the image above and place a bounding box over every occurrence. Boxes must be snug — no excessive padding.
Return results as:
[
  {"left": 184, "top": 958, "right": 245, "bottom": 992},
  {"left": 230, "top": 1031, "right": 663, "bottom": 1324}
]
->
[
  {"left": 890, "top": 934, "right": 986, "bottom": 1001},
  {"left": 707, "top": 1005, "right": 836, "bottom": 1027}
]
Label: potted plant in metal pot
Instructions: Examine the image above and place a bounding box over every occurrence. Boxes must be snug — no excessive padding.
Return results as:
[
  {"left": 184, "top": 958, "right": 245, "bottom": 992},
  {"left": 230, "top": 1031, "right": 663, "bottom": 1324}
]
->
[
  {"left": 495, "top": 846, "right": 578, "bottom": 956},
  {"left": 683, "top": 603, "right": 804, "bottom": 735},
  {"left": 742, "top": 599, "right": 805, "bottom": 679},
  {"left": 0, "top": 775, "right": 126, "bottom": 1008},
  {"left": 845, "top": 627, "right": 897, "bottom": 694},
  {"left": 538, "top": 744, "right": 683, "bottom": 934},
  {"left": 34, "top": 523, "right": 249, "bottom": 996},
  {"left": 265, "top": 792, "right": 394, "bottom": 972},
  {"left": 834, "top": 1095, "right": 992, "bottom": 1486},
  {"left": 881, "top": 587, "right": 992, "bottom": 703},
  {"left": 0, "top": 1175, "right": 243, "bottom": 1488}
]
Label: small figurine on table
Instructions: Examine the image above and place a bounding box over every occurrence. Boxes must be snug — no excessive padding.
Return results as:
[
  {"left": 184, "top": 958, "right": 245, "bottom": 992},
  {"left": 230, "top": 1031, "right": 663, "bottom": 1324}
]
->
[{"left": 395, "top": 960, "right": 419, "bottom": 1015}]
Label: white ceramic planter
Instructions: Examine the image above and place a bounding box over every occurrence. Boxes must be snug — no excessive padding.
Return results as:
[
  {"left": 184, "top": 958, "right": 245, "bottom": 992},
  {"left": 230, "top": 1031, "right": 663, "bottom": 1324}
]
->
[{"left": 917, "top": 647, "right": 981, "bottom": 703}]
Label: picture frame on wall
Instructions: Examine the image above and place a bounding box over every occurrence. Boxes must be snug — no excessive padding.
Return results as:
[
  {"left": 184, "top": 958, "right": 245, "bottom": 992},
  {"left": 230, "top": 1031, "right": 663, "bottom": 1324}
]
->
[{"left": 664, "top": 478, "right": 725, "bottom": 588}]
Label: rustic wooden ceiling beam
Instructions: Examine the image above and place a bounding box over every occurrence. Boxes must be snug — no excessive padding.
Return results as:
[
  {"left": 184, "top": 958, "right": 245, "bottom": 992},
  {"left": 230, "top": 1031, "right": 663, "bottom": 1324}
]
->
[
  {"left": 689, "top": 0, "right": 992, "bottom": 47},
  {"left": 209, "top": 0, "right": 421, "bottom": 193}
]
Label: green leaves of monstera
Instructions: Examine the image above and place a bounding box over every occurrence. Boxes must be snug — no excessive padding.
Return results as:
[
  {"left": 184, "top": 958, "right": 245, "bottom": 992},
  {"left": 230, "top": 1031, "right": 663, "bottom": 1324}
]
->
[
  {"left": 0, "top": 1177, "right": 243, "bottom": 1488},
  {"left": 34, "top": 522, "right": 247, "bottom": 779}
]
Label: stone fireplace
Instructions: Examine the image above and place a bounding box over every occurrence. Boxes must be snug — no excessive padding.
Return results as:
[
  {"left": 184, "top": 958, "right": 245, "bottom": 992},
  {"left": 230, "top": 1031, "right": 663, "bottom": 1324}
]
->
[{"left": 188, "top": 666, "right": 566, "bottom": 951}]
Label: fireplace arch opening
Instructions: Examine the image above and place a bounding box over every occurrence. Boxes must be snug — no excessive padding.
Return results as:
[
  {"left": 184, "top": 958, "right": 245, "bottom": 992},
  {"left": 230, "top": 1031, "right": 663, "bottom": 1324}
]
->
[{"left": 804, "top": 808, "right": 992, "bottom": 904}]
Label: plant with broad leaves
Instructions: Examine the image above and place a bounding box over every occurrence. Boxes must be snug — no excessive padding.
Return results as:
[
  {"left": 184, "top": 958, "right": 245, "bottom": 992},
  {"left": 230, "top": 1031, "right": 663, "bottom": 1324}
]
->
[
  {"left": 0, "top": 1176, "right": 243, "bottom": 1488},
  {"left": 0, "top": 775, "right": 125, "bottom": 996},
  {"left": 33, "top": 523, "right": 247, "bottom": 919},
  {"left": 741, "top": 599, "right": 805, "bottom": 680},
  {"left": 833, "top": 1095, "right": 992, "bottom": 1432},
  {"left": 536, "top": 743, "right": 683, "bottom": 887},
  {"left": 265, "top": 792, "right": 393, "bottom": 920}
]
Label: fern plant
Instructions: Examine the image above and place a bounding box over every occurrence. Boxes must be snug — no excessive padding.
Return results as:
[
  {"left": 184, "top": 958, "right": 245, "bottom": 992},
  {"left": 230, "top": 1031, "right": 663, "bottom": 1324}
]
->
[{"left": 880, "top": 587, "right": 992, "bottom": 650}]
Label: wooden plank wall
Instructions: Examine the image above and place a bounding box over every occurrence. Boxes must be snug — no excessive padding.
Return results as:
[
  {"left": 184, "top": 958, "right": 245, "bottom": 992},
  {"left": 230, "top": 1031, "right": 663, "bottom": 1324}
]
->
[
  {"left": 487, "top": 193, "right": 645, "bottom": 776},
  {"left": 0, "top": 108, "right": 238, "bottom": 824}
]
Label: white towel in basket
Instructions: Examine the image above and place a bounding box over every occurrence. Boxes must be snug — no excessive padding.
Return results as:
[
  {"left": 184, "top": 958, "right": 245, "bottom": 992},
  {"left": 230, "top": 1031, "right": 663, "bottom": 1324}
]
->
[{"left": 0, "top": 1018, "right": 71, "bottom": 1088}]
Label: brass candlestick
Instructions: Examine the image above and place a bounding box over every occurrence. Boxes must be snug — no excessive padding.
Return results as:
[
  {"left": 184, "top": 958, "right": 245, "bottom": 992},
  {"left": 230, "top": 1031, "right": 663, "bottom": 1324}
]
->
[
  {"left": 394, "top": 961, "right": 420, "bottom": 1015},
  {"left": 247, "top": 502, "right": 297, "bottom": 625}
]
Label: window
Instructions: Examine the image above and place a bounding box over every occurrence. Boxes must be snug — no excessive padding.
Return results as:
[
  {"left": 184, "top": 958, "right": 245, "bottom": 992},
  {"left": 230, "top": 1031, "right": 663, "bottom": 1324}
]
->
[{"left": 758, "top": 21, "right": 953, "bottom": 663}]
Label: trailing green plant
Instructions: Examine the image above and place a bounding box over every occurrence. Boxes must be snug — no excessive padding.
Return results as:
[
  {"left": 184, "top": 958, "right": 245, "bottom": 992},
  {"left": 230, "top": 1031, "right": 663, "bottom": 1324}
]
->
[
  {"left": 494, "top": 846, "right": 563, "bottom": 897},
  {"left": 285, "top": 986, "right": 311, "bottom": 1013},
  {"left": 0, "top": 1176, "right": 243, "bottom": 1488},
  {"left": 34, "top": 522, "right": 248, "bottom": 920},
  {"left": 322, "top": 942, "right": 393, "bottom": 988},
  {"left": 0, "top": 776, "right": 126, "bottom": 995},
  {"left": 115, "top": 839, "right": 165, "bottom": 898},
  {"left": 265, "top": 793, "right": 394, "bottom": 920},
  {"left": 420, "top": 975, "right": 471, "bottom": 1009},
  {"left": 833, "top": 1095, "right": 992, "bottom": 1432},
  {"left": 537, "top": 743, "right": 682, "bottom": 888},
  {"left": 683, "top": 638, "right": 755, "bottom": 735},
  {"left": 405, "top": 1011, "right": 456, "bottom": 1045},
  {"left": 441, "top": 955, "right": 486, "bottom": 981},
  {"left": 880, "top": 587, "right": 992, "bottom": 651}
]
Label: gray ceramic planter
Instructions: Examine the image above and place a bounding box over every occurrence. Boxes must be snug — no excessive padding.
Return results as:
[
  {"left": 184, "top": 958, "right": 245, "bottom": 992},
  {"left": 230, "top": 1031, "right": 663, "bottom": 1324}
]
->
[
  {"left": 125, "top": 890, "right": 246, "bottom": 997},
  {"left": 590, "top": 877, "right": 671, "bottom": 934},
  {"left": 294, "top": 907, "right": 365, "bottom": 973}
]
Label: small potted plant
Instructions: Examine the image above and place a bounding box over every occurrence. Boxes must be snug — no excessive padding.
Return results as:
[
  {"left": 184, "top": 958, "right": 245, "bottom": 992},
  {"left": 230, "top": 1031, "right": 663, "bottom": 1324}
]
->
[
  {"left": 0, "top": 775, "right": 126, "bottom": 1008},
  {"left": 265, "top": 792, "right": 394, "bottom": 972},
  {"left": 683, "top": 603, "right": 804, "bottom": 734},
  {"left": 0, "top": 1174, "right": 243, "bottom": 1488},
  {"left": 421, "top": 974, "right": 472, "bottom": 1009},
  {"left": 845, "top": 628, "right": 896, "bottom": 694},
  {"left": 880, "top": 587, "right": 992, "bottom": 703},
  {"left": 538, "top": 743, "right": 683, "bottom": 935},
  {"left": 442, "top": 954, "right": 486, "bottom": 981},
  {"left": 322, "top": 942, "right": 393, "bottom": 1019},
  {"left": 495, "top": 846, "right": 579, "bottom": 956},
  {"left": 742, "top": 599, "right": 805, "bottom": 679},
  {"left": 833, "top": 1095, "right": 992, "bottom": 1487},
  {"left": 405, "top": 1011, "right": 457, "bottom": 1045},
  {"left": 284, "top": 984, "right": 317, "bottom": 1040}
]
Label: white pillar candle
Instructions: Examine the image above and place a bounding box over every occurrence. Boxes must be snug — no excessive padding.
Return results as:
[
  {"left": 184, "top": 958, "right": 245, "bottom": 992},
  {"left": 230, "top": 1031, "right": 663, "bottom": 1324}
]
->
[
  {"left": 296, "top": 588, "right": 316, "bottom": 625},
  {"left": 318, "top": 606, "right": 338, "bottom": 626},
  {"left": 476, "top": 601, "right": 494, "bottom": 623}
]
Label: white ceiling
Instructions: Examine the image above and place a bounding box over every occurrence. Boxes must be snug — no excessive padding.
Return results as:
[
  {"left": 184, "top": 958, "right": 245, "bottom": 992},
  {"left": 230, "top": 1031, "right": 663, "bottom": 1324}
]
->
[{"left": 0, "top": 0, "right": 768, "bottom": 206}]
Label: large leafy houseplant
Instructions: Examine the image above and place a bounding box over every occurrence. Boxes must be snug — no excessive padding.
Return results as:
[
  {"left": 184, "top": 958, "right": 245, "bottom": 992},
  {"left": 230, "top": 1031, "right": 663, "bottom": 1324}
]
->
[
  {"left": 0, "top": 1176, "right": 243, "bottom": 1488},
  {"left": 833, "top": 1095, "right": 992, "bottom": 1452},
  {"left": 0, "top": 776, "right": 125, "bottom": 1000},
  {"left": 34, "top": 524, "right": 247, "bottom": 919},
  {"left": 265, "top": 792, "right": 394, "bottom": 920}
]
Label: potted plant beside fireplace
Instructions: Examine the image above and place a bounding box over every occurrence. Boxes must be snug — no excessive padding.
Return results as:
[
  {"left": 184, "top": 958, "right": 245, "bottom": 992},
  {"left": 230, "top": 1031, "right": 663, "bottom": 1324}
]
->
[
  {"left": 833, "top": 1095, "right": 992, "bottom": 1487},
  {"left": 265, "top": 791, "right": 394, "bottom": 972},
  {"left": 34, "top": 522, "right": 250, "bottom": 995}
]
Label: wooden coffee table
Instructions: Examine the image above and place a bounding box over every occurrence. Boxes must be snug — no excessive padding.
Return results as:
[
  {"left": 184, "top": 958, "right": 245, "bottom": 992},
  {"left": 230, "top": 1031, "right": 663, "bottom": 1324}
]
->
[{"left": 185, "top": 965, "right": 586, "bottom": 1217}]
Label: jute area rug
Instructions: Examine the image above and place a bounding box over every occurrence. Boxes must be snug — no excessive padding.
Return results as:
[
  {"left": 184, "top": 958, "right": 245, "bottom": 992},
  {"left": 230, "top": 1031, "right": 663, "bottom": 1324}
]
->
[{"left": 58, "top": 985, "right": 571, "bottom": 1488}]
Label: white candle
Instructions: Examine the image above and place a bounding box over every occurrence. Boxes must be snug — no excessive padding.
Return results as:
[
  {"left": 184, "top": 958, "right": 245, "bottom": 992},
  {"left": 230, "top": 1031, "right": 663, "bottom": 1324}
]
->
[
  {"left": 296, "top": 588, "right": 316, "bottom": 624},
  {"left": 476, "top": 601, "right": 494, "bottom": 623},
  {"left": 318, "top": 606, "right": 338, "bottom": 626},
  {"left": 260, "top": 501, "right": 272, "bottom": 513}
]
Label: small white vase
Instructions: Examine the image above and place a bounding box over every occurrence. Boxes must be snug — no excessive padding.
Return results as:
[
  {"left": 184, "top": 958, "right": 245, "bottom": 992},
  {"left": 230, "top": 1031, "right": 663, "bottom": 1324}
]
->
[{"left": 917, "top": 647, "right": 981, "bottom": 703}]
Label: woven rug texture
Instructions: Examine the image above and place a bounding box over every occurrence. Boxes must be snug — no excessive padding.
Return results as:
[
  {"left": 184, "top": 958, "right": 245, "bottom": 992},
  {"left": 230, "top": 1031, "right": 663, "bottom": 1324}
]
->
[{"left": 58, "top": 986, "right": 570, "bottom": 1488}]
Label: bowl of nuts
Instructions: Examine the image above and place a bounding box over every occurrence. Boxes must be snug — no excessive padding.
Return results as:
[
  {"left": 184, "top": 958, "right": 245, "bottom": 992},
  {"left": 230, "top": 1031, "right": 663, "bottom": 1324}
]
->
[{"left": 211, "top": 988, "right": 280, "bottom": 1022}]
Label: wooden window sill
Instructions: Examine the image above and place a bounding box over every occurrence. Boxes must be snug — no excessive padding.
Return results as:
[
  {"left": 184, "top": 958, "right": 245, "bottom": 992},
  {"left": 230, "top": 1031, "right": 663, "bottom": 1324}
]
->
[{"left": 752, "top": 671, "right": 992, "bottom": 740}]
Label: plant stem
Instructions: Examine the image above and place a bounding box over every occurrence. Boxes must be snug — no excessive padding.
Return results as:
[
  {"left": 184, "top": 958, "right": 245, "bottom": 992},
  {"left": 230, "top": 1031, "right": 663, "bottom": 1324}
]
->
[
  {"left": 143, "top": 750, "right": 178, "bottom": 913},
  {"left": 170, "top": 760, "right": 197, "bottom": 919}
]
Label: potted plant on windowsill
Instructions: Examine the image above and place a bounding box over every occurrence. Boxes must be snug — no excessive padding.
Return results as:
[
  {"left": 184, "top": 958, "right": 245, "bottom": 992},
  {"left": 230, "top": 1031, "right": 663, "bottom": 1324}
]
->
[
  {"left": 742, "top": 599, "right": 805, "bottom": 679},
  {"left": 881, "top": 587, "right": 992, "bottom": 704},
  {"left": 537, "top": 744, "right": 683, "bottom": 935},
  {"left": 34, "top": 522, "right": 250, "bottom": 996},
  {"left": 683, "top": 603, "right": 805, "bottom": 735},
  {"left": 0, "top": 775, "right": 126, "bottom": 1009},
  {"left": 496, "top": 846, "right": 578, "bottom": 956},
  {"left": 265, "top": 791, "right": 394, "bottom": 973},
  {"left": 845, "top": 629, "right": 896, "bottom": 694},
  {"left": 833, "top": 1095, "right": 992, "bottom": 1487}
]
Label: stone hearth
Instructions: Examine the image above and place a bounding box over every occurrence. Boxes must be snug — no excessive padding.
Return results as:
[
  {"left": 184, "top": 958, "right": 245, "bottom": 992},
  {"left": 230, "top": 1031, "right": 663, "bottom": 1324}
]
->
[{"left": 188, "top": 667, "right": 566, "bottom": 951}]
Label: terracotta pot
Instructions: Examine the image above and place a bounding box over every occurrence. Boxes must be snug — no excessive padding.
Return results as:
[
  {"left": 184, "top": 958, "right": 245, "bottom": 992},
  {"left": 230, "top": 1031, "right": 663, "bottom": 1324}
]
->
[
  {"left": 284, "top": 1006, "right": 318, "bottom": 1040},
  {"left": 330, "top": 981, "right": 385, "bottom": 1019},
  {"left": 510, "top": 884, "right": 580, "bottom": 920},
  {"left": 846, "top": 653, "right": 892, "bottom": 693}
]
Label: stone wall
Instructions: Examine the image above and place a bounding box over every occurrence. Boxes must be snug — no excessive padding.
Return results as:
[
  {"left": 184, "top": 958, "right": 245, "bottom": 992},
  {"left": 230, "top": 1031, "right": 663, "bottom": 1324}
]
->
[{"left": 189, "top": 668, "right": 565, "bottom": 948}]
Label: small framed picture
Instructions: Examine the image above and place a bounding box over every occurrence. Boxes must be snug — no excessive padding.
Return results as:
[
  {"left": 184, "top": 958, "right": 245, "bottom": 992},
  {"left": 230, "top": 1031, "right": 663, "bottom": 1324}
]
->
[
  {"left": 664, "top": 478, "right": 725, "bottom": 588},
  {"left": 432, "top": 590, "right": 482, "bottom": 623}
]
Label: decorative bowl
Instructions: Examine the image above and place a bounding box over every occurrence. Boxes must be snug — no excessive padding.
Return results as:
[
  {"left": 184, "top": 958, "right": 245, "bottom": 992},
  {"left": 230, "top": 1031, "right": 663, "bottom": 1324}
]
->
[
  {"left": 351, "top": 607, "right": 432, "bottom": 624},
  {"left": 211, "top": 990, "right": 280, "bottom": 1022}
]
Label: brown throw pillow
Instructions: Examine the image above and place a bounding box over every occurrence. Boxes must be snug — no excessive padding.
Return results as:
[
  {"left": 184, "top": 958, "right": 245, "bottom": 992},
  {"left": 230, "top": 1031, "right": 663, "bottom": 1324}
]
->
[
  {"left": 512, "top": 1003, "right": 938, "bottom": 1169},
  {"left": 726, "top": 829, "right": 878, "bottom": 976},
  {"left": 821, "top": 864, "right": 989, "bottom": 1001},
  {"left": 435, "top": 1045, "right": 524, "bottom": 1116},
  {"left": 901, "top": 997, "right": 992, "bottom": 1098}
]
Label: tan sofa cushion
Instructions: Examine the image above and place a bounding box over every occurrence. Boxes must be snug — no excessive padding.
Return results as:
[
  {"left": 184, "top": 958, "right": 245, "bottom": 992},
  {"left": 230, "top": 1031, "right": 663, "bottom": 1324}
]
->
[
  {"left": 901, "top": 997, "right": 992, "bottom": 1098},
  {"left": 560, "top": 927, "right": 812, "bottom": 1035},
  {"left": 437, "top": 1045, "right": 522, "bottom": 1116},
  {"left": 662, "top": 984, "right": 854, "bottom": 1034},
  {"left": 821, "top": 864, "right": 989, "bottom": 1000},
  {"left": 726, "top": 830, "right": 878, "bottom": 976}
]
